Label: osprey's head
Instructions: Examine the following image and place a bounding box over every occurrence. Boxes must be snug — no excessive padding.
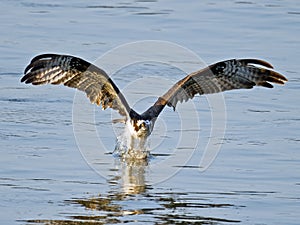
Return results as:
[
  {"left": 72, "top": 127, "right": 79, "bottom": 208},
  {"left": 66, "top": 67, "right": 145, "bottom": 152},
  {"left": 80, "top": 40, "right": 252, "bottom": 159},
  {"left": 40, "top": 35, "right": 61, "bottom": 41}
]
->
[{"left": 129, "top": 119, "right": 153, "bottom": 138}]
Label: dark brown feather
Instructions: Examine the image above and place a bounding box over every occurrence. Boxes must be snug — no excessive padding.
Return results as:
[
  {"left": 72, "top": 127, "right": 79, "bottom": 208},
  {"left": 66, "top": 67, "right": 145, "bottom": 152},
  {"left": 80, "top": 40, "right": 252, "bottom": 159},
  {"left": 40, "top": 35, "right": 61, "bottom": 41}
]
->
[
  {"left": 145, "top": 58, "right": 287, "bottom": 118},
  {"left": 22, "top": 55, "right": 287, "bottom": 121},
  {"left": 21, "top": 54, "right": 132, "bottom": 118}
]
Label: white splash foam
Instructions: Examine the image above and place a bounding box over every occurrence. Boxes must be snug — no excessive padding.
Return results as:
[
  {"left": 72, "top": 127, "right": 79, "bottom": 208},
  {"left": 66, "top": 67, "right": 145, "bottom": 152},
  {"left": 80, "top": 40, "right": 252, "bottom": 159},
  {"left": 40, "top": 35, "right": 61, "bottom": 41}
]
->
[{"left": 113, "top": 128, "right": 150, "bottom": 159}]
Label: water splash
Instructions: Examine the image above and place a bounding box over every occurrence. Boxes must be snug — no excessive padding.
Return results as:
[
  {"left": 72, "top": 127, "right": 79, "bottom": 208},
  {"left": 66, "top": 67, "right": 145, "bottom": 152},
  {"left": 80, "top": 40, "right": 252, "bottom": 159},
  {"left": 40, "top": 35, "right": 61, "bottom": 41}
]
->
[{"left": 113, "top": 128, "right": 151, "bottom": 160}]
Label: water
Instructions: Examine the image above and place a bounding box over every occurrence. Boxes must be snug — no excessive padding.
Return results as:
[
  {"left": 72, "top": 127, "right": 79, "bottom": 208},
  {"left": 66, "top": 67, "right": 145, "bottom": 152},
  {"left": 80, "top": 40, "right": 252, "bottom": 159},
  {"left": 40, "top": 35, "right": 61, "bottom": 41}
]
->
[{"left": 1, "top": 1, "right": 300, "bottom": 224}]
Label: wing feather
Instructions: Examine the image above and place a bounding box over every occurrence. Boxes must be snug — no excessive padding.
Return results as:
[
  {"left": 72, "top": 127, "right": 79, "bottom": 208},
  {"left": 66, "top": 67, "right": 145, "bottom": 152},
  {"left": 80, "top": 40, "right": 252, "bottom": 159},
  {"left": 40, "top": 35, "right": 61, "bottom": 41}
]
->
[
  {"left": 21, "top": 54, "right": 132, "bottom": 118},
  {"left": 143, "top": 58, "right": 287, "bottom": 118}
]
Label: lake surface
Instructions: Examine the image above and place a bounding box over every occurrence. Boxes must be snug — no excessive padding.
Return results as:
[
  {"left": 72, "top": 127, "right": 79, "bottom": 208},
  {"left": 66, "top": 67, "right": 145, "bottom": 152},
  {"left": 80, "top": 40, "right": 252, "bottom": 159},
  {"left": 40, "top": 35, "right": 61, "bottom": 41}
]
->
[{"left": 1, "top": 1, "right": 300, "bottom": 224}]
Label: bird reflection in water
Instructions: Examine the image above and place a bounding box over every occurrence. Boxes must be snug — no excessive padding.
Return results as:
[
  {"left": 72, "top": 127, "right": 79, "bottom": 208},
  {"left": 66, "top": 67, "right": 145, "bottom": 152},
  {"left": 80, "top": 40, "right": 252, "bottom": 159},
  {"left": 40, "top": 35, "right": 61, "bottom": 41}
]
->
[
  {"left": 26, "top": 157, "right": 241, "bottom": 224},
  {"left": 118, "top": 157, "right": 148, "bottom": 195}
]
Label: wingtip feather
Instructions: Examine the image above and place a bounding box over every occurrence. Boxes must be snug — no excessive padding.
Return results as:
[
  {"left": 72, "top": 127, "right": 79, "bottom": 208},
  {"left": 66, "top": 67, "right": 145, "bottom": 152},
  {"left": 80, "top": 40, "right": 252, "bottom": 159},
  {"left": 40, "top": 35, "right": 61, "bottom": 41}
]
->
[
  {"left": 240, "top": 59, "right": 274, "bottom": 69},
  {"left": 259, "top": 81, "right": 274, "bottom": 88},
  {"left": 240, "top": 58, "right": 288, "bottom": 86}
]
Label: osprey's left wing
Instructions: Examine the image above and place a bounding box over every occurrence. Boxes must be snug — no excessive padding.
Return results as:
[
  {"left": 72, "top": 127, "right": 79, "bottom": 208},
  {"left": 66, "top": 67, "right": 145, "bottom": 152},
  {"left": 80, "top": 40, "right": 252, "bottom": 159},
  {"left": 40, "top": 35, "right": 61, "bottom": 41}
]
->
[
  {"left": 143, "top": 59, "right": 287, "bottom": 118},
  {"left": 21, "top": 54, "right": 132, "bottom": 118}
]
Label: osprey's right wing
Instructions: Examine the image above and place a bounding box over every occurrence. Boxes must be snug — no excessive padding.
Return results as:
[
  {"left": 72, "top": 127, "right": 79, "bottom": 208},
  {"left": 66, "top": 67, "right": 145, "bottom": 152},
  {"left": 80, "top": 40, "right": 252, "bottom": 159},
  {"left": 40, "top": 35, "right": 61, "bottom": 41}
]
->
[{"left": 143, "top": 58, "right": 287, "bottom": 119}]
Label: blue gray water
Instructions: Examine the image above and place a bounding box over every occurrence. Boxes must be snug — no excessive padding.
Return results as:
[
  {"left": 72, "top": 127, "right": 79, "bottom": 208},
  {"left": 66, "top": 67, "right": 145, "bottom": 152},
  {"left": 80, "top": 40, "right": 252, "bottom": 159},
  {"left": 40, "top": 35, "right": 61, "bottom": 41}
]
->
[{"left": 1, "top": 1, "right": 300, "bottom": 224}]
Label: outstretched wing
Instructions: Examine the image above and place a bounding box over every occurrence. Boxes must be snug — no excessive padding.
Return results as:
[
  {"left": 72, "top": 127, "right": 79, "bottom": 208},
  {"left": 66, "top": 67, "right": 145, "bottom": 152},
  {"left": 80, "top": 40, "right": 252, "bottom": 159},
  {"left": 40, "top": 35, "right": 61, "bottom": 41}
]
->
[
  {"left": 21, "top": 54, "right": 132, "bottom": 118},
  {"left": 143, "top": 58, "right": 287, "bottom": 119}
]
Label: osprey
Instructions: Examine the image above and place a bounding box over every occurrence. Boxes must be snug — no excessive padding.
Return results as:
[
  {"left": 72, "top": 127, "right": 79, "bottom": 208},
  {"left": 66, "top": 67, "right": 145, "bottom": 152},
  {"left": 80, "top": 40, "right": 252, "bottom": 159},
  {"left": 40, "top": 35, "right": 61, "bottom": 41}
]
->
[{"left": 21, "top": 54, "right": 287, "bottom": 158}]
